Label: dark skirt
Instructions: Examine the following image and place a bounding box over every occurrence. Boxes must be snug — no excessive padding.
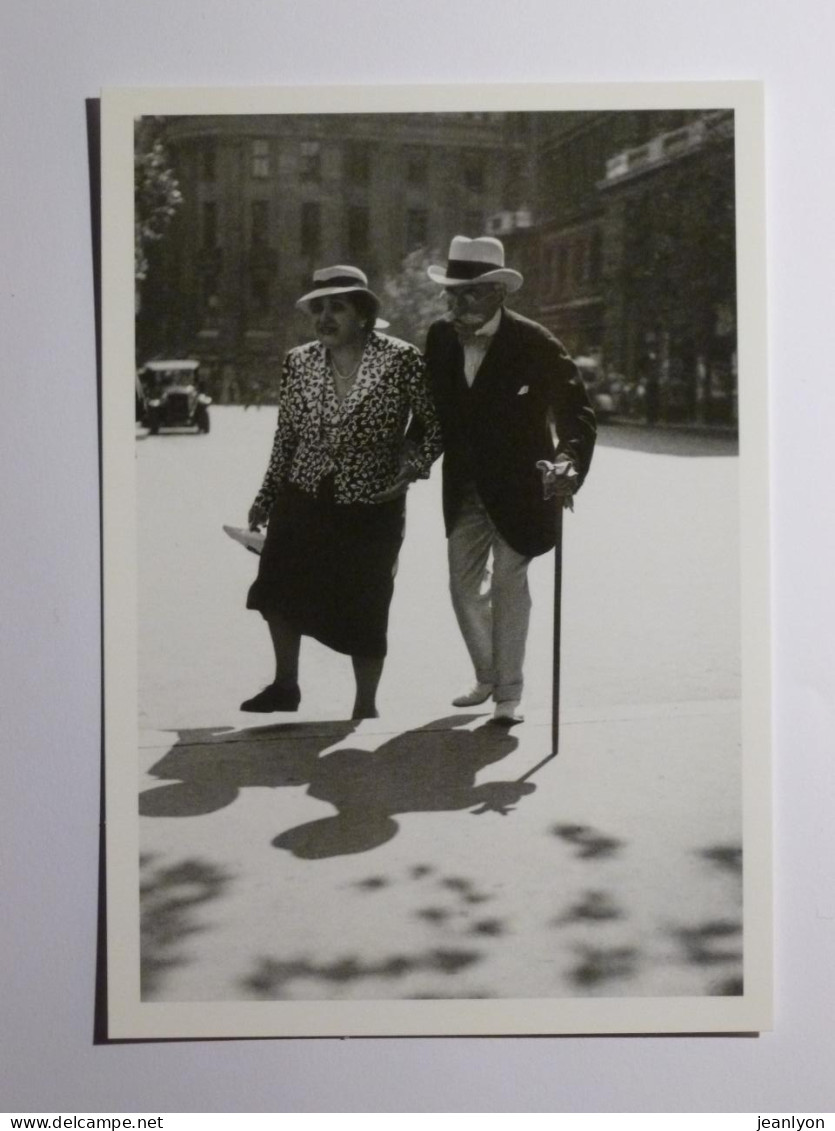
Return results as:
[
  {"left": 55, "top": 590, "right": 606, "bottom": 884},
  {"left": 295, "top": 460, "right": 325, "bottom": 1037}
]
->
[{"left": 246, "top": 480, "right": 406, "bottom": 658}]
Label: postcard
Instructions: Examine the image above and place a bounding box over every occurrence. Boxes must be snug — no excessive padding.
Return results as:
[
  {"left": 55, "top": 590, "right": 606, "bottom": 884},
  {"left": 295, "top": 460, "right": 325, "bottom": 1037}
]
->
[{"left": 100, "top": 81, "right": 770, "bottom": 1038}]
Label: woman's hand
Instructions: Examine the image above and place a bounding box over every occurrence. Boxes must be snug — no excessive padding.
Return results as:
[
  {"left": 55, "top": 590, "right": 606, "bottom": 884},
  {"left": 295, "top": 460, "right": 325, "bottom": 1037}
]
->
[{"left": 248, "top": 502, "right": 269, "bottom": 530}]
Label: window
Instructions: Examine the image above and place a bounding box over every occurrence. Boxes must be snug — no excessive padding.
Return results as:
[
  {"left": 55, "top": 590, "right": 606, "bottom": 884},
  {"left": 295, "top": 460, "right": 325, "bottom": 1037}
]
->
[
  {"left": 251, "top": 139, "right": 270, "bottom": 178},
  {"left": 589, "top": 229, "right": 603, "bottom": 283},
  {"left": 573, "top": 241, "right": 587, "bottom": 286},
  {"left": 251, "top": 200, "right": 270, "bottom": 245},
  {"left": 347, "top": 205, "right": 370, "bottom": 258},
  {"left": 201, "top": 144, "right": 216, "bottom": 182},
  {"left": 203, "top": 291, "right": 220, "bottom": 329},
  {"left": 406, "top": 208, "right": 429, "bottom": 250},
  {"left": 300, "top": 201, "right": 321, "bottom": 255},
  {"left": 250, "top": 274, "right": 270, "bottom": 314},
  {"left": 201, "top": 201, "right": 217, "bottom": 248},
  {"left": 463, "top": 150, "right": 486, "bottom": 193},
  {"left": 300, "top": 141, "right": 321, "bottom": 182},
  {"left": 558, "top": 246, "right": 570, "bottom": 296},
  {"left": 345, "top": 141, "right": 371, "bottom": 185},
  {"left": 405, "top": 145, "right": 429, "bottom": 186},
  {"left": 545, "top": 244, "right": 560, "bottom": 299}
]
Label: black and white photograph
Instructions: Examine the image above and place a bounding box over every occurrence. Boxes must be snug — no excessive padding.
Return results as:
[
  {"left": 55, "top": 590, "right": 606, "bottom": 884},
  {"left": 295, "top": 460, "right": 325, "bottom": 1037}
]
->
[{"left": 101, "top": 82, "right": 770, "bottom": 1038}]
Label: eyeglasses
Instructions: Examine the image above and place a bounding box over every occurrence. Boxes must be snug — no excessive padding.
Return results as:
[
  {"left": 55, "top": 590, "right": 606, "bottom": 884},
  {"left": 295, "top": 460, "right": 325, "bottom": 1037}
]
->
[{"left": 308, "top": 297, "right": 350, "bottom": 315}]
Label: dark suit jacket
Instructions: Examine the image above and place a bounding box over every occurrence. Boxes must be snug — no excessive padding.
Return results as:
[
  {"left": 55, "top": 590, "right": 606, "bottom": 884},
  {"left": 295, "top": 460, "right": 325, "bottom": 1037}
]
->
[{"left": 424, "top": 308, "right": 596, "bottom": 557}]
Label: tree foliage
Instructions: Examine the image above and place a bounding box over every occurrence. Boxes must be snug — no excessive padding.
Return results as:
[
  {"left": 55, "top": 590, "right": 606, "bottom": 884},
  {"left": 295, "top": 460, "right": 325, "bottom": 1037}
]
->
[
  {"left": 618, "top": 132, "right": 736, "bottom": 350},
  {"left": 134, "top": 118, "right": 183, "bottom": 284},
  {"left": 380, "top": 248, "right": 448, "bottom": 347}
]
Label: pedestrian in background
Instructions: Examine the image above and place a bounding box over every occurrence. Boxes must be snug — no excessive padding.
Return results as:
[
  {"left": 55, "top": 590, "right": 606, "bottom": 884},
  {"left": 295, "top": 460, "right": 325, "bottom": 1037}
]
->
[
  {"left": 424, "top": 236, "right": 596, "bottom": 724},
  {"left": 243, "top": 265, "right": 442, "bottom": 719}
]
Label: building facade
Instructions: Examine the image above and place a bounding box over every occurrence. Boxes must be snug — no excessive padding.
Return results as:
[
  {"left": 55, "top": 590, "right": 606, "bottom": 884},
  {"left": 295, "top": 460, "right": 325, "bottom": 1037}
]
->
[
  {"left": 138, "top": 108, "right": 737, "bottom": 426},
  {"left": 502, "top": 109, "right": 737, "bottom": 427},
  {"left": 137, "top": 112, "right": 532, "bottom": 402}
]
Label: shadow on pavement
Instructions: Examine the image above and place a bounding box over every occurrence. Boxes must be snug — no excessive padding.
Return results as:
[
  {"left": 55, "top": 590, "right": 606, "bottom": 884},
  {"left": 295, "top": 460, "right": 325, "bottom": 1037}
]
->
[
  {"left": 140, "top": 720, "right": 360, "bottom": 817},
  {"left": 140, "top": 854, "right": 231, "bottom": 998},
  {"left": 569, "top": 944, "right": 641, "bottom": 988},
  {"left": 597, "top": 423, "right": 738, "bottom": 457},
  {"left": 547, "top": 839, "right": 744, "bottom": 995},
  {"left": 553, "top": 889, "right": 624, "bottom": 926},
  {"left": 672, "top": 841, "right": 744, "bottom": 994},
  {"left": 239, "top": 861, "right": 517, "bottom": 1000},
  {"left": 242, "top": 946, "right": 484, "bottom": 1000},
  {"left": 273, "top": 715, "right": 526, "bottom": 858},
  {"left": 140, "top": 715, "right": 528, "bottom": 858},
  {"left": 551, "top": 823, "right": 625, "bottom": 859}
]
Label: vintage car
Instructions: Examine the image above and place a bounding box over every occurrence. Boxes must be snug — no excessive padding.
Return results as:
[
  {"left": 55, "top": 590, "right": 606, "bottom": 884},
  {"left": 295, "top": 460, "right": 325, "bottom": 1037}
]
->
[
  {"left": 139, "top": 360, "right": 212, "bottom": 434},
  {"left": 574, "top": 355, "right": 617, "bottom": 421}
]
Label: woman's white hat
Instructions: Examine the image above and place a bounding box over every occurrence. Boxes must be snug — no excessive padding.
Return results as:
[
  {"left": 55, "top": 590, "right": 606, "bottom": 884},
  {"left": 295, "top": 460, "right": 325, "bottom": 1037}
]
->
[
  {"left": 428, "top": 236, "right": 524, "bottom": 292},
  {"left": 296, "top": 265, "right": 380, "bottom": 310}
]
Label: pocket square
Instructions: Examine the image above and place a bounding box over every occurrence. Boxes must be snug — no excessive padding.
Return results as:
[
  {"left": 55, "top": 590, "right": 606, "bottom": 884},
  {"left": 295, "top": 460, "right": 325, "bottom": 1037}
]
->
[{"left": 517, "top": 385, "right": 530, "bottom": 395}]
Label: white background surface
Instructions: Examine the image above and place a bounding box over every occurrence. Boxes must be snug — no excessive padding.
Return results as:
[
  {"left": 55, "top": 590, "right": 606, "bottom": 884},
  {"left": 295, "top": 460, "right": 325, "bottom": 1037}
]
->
[{"left": 2, "top": 0, "right": 834, "bottom": 1113}]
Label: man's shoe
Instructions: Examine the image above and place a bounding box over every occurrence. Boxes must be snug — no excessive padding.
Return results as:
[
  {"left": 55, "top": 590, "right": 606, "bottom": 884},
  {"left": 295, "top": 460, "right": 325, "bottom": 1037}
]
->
[
  {"left": 240, "top": 681, "right": 301, "bottom": 713},
  {"left": 452, "top": 682, "right": 493, "bottom": 707},
  {"left": 491, "top": 700, "right": 524, "bottom": 726}
]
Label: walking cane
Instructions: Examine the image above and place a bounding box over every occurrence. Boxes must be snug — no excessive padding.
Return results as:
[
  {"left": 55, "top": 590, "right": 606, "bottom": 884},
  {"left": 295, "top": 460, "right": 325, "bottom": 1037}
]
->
[
  {"left": 536, "top": 458, "right": 576, "bottom": 758},
  {"left": 551, "top": 497, "right": 564, "bottom": 757}
]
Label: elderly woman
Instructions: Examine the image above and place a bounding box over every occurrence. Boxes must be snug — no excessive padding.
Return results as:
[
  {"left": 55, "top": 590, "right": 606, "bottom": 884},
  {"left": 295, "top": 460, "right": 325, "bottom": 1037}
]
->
[{"left": 242, "top": 265, "right": 442, "bottom": 719}]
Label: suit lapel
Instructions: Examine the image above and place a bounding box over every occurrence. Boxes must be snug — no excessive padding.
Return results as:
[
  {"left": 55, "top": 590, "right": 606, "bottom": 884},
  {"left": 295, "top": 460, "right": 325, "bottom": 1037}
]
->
[
  {"left": 437, "top": 323, "right": 466, "bottom": 392},
  {"left": 469, "top": 308, "right": 514, "bottom": 396}
]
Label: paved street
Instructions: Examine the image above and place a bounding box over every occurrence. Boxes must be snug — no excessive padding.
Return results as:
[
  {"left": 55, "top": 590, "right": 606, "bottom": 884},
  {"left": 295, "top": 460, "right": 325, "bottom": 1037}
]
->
[{"left": 136, "top": 407, "right": 742, "bottom": 1003}]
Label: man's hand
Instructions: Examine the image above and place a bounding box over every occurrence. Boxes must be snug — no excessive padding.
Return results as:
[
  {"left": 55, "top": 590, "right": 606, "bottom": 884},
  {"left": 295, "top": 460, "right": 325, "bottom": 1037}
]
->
[
  {"left": 248, "top": 502, "right": 269, "bottom": 530},
  {"left": 536, "top": 458, "right": 579, "bottom": 509},
  {"left": 369, "top": 466, "right": 418, "bottom": 503},
  {"left": 369, "top": 447, "right": 422, "bottom": 503}
]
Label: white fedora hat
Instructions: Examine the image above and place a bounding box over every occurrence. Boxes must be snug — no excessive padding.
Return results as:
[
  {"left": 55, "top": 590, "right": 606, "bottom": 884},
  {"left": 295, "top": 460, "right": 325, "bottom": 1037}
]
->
[
  {"left": 428, "top": 235, "right": 523, "bottom": 292},
  {"left": 296, "top": 265, "right": 380, "bottom": 311}
]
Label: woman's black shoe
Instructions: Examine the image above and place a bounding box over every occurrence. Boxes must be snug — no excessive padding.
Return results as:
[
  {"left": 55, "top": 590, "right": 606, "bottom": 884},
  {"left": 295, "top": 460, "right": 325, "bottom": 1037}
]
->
[{"left": 240, "top": 682, "right": 301, "bottom": 712}]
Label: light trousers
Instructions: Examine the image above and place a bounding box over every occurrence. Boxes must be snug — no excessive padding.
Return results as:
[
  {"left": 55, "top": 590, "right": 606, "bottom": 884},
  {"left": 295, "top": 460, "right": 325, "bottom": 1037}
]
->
[{"left": 447, "top": 485, "right": 532, "bottom": 702}]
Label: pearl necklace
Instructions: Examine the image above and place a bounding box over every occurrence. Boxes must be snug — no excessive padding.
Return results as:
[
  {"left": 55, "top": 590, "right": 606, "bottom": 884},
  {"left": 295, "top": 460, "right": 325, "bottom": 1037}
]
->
[{"left": 330, "top": 350, "right": 363, "bottom": 383}]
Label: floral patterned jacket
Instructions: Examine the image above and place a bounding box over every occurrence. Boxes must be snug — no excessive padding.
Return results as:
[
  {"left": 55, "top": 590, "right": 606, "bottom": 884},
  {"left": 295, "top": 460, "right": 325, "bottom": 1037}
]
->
[{"left": 252, "top": 331, "right": 443, "bottom": 510}]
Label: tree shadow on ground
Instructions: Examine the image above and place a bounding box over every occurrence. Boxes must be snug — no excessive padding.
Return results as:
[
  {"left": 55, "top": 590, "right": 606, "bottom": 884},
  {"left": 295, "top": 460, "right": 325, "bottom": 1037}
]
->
[
  {"left": 139, "top": 720, "right": 360, "bottom": 818},
  {"left": 569, "top": 944, "right": 641, "bottom": 988},
  {"left": 243, "top": 946, "right": 484, "bottom": 999},
  {"left": 272, "top": 715, "right": 527, "bottom": 858},
  {"left": 597, "top": 423, "right": 738, "bottom": 458},
  {"left": 140, "top": 854, "right": 231, "bottom": 998},
  {"left": 553, "top": 889, "right": 624, "bottom": 927},
  {"left": 669, "top": 841, "right": 744, "bottom": 995},
  {"left": 546, "top": 834, "right": 744, "bottom": 996},
  {"left": 699, "top": 843, "right": 742, "bottom": 876},
  {"left": 551, "top": 823, "right": 625, "bottom": 859},
  {"left": 239, "top": 860, "right": 513, "bottom": 1000}
]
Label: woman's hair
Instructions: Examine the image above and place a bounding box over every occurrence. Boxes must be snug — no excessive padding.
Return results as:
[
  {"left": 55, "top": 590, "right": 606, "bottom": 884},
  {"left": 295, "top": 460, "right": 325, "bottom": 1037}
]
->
[{"left": 344, "top": 290, "right": 380, "bottom": 332}]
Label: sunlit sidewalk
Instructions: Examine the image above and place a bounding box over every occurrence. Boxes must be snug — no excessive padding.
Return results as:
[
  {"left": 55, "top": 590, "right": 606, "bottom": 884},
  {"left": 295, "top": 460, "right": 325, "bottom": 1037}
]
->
[{"left": 138, "top": 698, "right": 742, "bottom": 1004}]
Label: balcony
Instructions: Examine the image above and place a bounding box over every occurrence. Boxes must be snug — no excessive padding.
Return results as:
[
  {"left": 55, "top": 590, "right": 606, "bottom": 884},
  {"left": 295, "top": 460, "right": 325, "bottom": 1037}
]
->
[
  {"left": 485, "top": 208, "right": 533, "bottom": 236},
  {"left": 603, "top": 114, "right": 729, "bottom": 185}
]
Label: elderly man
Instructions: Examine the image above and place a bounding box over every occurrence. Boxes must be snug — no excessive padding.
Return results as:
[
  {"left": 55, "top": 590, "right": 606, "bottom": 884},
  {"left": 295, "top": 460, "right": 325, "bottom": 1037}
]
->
[{"left": 424, "top": 236, "right": 596, "bottom": 724}]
